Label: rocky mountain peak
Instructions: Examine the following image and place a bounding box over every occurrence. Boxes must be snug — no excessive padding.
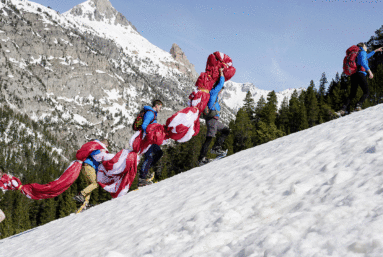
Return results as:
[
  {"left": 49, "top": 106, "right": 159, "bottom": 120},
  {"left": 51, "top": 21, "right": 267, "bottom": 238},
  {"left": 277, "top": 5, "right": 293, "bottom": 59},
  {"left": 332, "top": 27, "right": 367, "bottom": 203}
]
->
[
  {"left": 170, "top": 43, "right": 198, "bottom": 78},
  {"left": 68, "top": 0, "right": 137, "bottom": 31}
]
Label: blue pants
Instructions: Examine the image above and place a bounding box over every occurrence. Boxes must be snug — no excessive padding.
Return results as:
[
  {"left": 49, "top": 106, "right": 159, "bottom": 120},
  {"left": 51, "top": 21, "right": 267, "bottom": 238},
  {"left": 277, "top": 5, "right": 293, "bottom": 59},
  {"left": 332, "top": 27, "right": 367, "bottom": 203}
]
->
[{"left": 140, "top": 144, "right": 163, "bottom": 179}]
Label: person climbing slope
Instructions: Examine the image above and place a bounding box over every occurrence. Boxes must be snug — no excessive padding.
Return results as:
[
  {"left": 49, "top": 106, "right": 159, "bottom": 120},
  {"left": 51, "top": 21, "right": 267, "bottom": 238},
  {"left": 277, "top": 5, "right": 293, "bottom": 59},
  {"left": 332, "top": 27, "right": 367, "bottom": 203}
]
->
[
  {"left": 339, "top": 43, "right": 383, "bottom": 115},
  {"left": 136, "top": 100, "right": 164, "bottom": 187},
  {"left": 73, "top": 139, "right": 113, "bottom": 206},
  {"left": 198, "top": 68, "right": 230, "bottom": 166}
]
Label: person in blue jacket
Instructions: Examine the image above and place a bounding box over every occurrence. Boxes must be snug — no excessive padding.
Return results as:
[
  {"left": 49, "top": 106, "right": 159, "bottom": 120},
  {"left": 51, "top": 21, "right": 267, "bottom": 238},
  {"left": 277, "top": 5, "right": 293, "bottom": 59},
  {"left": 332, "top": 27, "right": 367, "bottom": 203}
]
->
[
  {"left": 138, "top": 99, "right": 164, "bottom": 187},
  {"left": 339, "top": 43, "right": 382, "bottom": 115},
  {"left": 73, "top": 139, "right": 112, "bottom": 205},
  {"left": 198, "top": 68, "right": 230, "bottom": 166}
]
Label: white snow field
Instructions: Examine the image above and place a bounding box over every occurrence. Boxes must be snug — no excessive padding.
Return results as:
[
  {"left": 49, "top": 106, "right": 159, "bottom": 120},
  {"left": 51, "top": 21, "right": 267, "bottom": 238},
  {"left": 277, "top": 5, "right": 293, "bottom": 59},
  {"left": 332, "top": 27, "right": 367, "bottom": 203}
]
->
[{"left": 2, "top": 105, "right": 383, "bottom": 257}]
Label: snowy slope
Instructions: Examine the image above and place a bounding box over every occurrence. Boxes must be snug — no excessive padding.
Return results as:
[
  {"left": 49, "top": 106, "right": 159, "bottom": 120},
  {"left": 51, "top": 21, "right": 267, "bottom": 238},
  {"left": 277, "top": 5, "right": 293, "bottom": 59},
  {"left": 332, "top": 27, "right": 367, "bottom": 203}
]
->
[
  {"left": 2, "top": 105, "right": 383, "bottom": 256},
  {"left": 222, "top": 81, "right": 305, "bottom": 112}
]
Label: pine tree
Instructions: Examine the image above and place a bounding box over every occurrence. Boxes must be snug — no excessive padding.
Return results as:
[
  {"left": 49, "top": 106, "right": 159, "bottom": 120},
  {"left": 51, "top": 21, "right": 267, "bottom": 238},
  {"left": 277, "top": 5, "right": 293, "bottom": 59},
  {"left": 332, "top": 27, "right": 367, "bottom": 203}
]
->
[
  {"left": 318, "top": 72, "right": 328, "bottom": 97},
  {"left": 305, "top": 81, "right": 319, "bottom": 127},
  {"left": 254, "top": 96, "right": 266, "bottom": 123},
  {"left": 39, "top": 198, "right": 56, "bottom": 225},
  {"left": 253, "top": 121, "right": 285, "bottom": 146},
  {"left": 243, "top": 91, "right": 255, "bottom": 120},
  {"left": 289, "top": 90, "right": 308, "bottom": 133},
  {"left": 275, "top": 97, "right": 290, "bottom": 135},
  {"left": 231, "top": 108, "right": 253, "bottom": 153},
  {"left": 263, "top": 91, "right": 278, "bottom": 125},
  {"left": 12, "top": 195, "right": 31, "bottom": 234}
]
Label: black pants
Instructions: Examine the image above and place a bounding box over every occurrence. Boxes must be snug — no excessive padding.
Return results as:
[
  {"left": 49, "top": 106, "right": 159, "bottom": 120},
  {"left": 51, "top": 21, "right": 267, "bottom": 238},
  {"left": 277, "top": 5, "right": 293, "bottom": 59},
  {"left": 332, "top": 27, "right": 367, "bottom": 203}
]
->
[
  {"left": 198, "top": 118, "right": 230, "bottom": 161},
  {"left": 140, "top": 144, "right": 163, "bottom": 179},
  {"left": 343, "top": 72, "right": 369, "bottom": 111}
]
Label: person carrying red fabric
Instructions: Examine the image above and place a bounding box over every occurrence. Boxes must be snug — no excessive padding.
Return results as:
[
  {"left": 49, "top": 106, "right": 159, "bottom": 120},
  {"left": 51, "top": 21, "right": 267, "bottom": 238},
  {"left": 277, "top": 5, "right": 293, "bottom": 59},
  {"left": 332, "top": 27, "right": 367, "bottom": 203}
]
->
[
  {"left": 138, "top": 99, "right": 164, "bottom": 187},
  {"left": 198, "top": 68, "right": 230, "bottom": 166},
  {"left": 73, "top": 139, "right": 114, "bottom": 205}
]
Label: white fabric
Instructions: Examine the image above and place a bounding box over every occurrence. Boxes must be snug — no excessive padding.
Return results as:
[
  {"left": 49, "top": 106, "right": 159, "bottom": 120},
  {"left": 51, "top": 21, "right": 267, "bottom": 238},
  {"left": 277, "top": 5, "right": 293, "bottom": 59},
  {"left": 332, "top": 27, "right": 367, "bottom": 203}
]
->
[
  {"left": 92, "top": 152, "right": 115, "bottom": 162},
  {"left": 94, "top": 140, "right": 109, "bottom": 152},
  {"left": 11, "top": 180, "right": 19, "bottom": 188},
  {"left": 219, "top": 52, "right": 224, "bottom": 60},
  {"left": 0, "top": 209, "right": 5, "bottom": 223}
]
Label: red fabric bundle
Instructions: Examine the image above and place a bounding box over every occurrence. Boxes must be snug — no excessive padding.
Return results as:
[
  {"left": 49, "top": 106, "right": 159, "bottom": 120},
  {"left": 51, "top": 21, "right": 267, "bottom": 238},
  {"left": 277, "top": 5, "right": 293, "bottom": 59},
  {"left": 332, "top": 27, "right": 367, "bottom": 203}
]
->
[
  {"left": 76, "top": 141, "right": 107, "bottom": 161},
  {"left": 195, "top": 72, "right": 216, "bottom": 91},
  {"left": 20, "top": 161, "right": 83, "bottom": 200},
  {"left": 165, "top": 107, "right": 200, "bottom": 142},
  {"left": 98, "top": 150, "right": 138, "bottom": 198},
  {"left": 188, "top": 89, "right": 211, "bottom": 114},
  {"left": 198, "top": 51, "right": 236, "bottom": 90}
]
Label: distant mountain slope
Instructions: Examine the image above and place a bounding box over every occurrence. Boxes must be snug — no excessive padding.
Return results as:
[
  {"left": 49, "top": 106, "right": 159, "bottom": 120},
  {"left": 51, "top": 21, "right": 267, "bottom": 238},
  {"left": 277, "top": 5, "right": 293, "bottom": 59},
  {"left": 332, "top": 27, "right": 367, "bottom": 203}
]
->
[
  {"left": 0, "top": 0, "right": 202, "bottom": 151},
  {"left": 2, "top": 103, "right": 383, "bottom": 257},
  {"left": 222, "top": 81, "right": 305, "bottom": 113}
]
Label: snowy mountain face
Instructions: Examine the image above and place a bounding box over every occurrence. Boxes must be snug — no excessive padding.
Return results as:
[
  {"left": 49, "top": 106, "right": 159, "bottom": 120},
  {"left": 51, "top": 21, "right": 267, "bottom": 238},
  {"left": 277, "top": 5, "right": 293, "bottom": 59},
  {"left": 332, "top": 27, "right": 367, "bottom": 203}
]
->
[
  {"left": 0, "top": 0, "right": 208, "bottom": 152},
  {"left": 2, "top": 104, "right": 383, "bottom": 256},
  {"left": 222, "top": 81, "right": 305, "bottom": 113}
]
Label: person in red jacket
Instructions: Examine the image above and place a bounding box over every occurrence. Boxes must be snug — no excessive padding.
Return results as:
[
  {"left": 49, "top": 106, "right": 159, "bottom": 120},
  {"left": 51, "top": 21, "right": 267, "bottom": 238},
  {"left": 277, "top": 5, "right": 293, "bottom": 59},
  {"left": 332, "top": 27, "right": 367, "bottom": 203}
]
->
[{"left": 339, "top": 43, "right": 383, "bottom": 115}]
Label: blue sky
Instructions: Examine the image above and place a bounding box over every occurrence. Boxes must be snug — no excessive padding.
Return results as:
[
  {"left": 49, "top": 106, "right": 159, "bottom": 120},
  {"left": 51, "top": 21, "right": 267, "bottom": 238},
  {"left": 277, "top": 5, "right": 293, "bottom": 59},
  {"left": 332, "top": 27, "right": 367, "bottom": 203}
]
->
[{"left": 32, "top": 0, "right": 383, "bottom": 91}]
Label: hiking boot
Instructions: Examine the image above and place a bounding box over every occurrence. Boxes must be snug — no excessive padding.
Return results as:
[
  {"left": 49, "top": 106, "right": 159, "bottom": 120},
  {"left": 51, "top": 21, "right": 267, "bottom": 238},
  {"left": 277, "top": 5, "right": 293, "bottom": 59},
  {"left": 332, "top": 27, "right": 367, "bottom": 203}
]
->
[
  {"left": 73, "top": 193, "right": 85, "bottom": 203},
  {"left": 146, "top": 172, "right": 155, "bottom": 182},
  {"left": 84, "top": 203, "right": 94, "bottom": 210},
  {"left": 335, "top": 109, "right": 348, "bottom": 116},
  {"left": 198, "top": 157, "right": 210, "bottom": 166},
  {"left": 355, "top": 105, "right": 362, "bottom": 111},
  {"left": 210, "top": 146, "right": 226, "bottom": 156},
  {"left": 138, "top": 178, "right": 153, "bottom": 187}
]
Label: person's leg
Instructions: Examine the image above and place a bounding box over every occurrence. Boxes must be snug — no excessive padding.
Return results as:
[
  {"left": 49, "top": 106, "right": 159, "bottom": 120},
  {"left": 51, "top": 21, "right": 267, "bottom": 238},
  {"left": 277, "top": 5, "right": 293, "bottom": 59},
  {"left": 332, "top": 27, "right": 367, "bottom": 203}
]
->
[
  {"left": 198, "top": 118, "right": 217, "bottom": 161},
  {"left": 150, "top": 145, "right": 163, "bottom": 167},
  {"left": 80, "top": 165, "right": 98, "bottom": 197},
  {"left": 212, "top": 121, "right": 230, "bottom": 149},
  {"left": 198, "top": 136, "right": 213, "bottom": 161},
  {"left": 140, "top": 145, "right": 159, "bottom": 180},
  {"left": 356, "top": 72, "right": 369, "bottom": 107},
  {"left": 342, "top": 73, "right": 359, "bottom": 111}
]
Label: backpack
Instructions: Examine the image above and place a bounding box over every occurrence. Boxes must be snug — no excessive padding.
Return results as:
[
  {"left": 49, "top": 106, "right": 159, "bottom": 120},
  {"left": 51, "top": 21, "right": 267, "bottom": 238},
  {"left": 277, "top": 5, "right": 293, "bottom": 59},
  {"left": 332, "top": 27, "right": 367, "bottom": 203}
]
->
[
  {"left": 343, "top": 45, "right": 365, "bottom": 76},
  {"left": 132, "top": 109, "right": 156, "bottom": 131},
  {"left": 202, "top": 96, "right": 219, "bottom": 119}
]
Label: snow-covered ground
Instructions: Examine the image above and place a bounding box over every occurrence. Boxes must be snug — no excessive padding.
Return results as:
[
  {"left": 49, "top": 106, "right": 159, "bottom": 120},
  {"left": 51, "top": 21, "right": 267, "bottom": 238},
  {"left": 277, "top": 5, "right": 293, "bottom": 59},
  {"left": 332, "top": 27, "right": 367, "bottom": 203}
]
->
[{"left": 2, "top": 105, "right": 383, "bottom": 256}]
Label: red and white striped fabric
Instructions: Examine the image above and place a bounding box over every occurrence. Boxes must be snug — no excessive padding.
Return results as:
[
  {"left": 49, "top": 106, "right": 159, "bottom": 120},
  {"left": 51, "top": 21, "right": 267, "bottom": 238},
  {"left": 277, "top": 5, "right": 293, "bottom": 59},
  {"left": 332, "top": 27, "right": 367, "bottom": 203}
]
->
[
  {"left": 165, "top": 107, "right": 200, "bottom": 143},
  {"left": 0, "top": 140, "right": 109, "bottom": 200},
  {"left": 130, "top": 123, "right": 167, "bottom": 155},
  {"left": 97, "top": 150, "right": 138, "bottom": 198},
  {"left": 0, "top": 173, "right": 23, "bottom": 191},
  {"left": 188, "top": 89, "right": 210, "bottom": 114},
  {"left": 76, "top": 140, "right": 108, "bottom": 161}
]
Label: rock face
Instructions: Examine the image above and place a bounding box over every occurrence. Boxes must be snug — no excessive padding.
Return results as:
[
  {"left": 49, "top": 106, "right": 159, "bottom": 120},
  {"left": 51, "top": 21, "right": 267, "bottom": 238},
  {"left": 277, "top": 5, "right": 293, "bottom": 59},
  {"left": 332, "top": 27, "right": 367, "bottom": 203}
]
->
[
  {"left": 0, "top": 0, "right": 234, "bottom": 154},
  {"left": 69, "top": 0, "right": 138, "bottom": 30},
  {"left": 170, "top": 43, "right": 198, "bottom": 78}
]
